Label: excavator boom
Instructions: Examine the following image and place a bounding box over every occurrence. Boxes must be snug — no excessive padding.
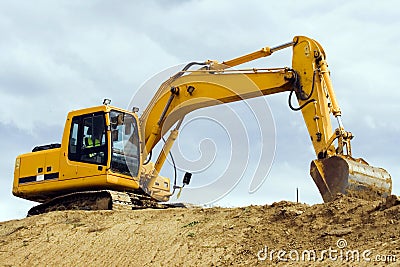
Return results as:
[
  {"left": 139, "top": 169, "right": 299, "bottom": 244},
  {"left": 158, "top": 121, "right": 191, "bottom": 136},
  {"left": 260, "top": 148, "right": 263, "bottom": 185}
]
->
[{"left": 139, "top": 36, "right": 392, "bottom": 202}]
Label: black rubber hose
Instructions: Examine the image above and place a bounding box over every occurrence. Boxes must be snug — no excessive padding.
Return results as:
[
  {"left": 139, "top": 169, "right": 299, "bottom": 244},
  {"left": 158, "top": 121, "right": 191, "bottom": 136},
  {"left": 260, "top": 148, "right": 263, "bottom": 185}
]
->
[
  {"left": 161, "top": 137, "right": 178, "bottom": 191},
  {"left": 288, "top": 90, "right": 316, "bottom": 111},
  {"left": 300, "top": 70, "right": 317, "bottom": 101},
  {"left": 288, "top": 70, "right": 316, "bottom": 111},
  {"left": 143, "top": 150, "right": 152, "bottom": 165},
  {"left": 181, "top": 62, "right": 208, "bottom": 71}
]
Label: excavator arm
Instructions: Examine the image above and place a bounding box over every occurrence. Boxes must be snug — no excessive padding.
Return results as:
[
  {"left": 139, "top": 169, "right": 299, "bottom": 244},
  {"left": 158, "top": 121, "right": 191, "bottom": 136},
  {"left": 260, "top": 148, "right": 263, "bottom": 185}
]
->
[{"left": 139, "top": 36, "right": 392, "bottom": 202}]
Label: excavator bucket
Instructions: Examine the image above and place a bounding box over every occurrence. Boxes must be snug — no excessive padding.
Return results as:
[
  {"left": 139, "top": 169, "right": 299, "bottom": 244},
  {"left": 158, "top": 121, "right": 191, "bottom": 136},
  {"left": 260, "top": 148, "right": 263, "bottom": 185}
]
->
[{"left": 310, "top": 156, "right": 392, "bottom": 202}]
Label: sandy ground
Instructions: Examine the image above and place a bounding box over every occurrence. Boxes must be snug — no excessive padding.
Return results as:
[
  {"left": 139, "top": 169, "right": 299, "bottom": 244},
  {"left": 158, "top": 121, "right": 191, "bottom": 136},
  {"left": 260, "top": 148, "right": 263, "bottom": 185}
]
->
[{"left": 0, "top": 194, "right": 399, "bottom": 266}]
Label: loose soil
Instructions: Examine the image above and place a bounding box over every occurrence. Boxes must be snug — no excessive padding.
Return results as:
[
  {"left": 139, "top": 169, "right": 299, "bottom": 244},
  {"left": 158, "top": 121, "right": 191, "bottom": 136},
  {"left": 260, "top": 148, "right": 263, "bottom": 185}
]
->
[{"left": 1, "top": 194, "right": 399, "bottom": 266}]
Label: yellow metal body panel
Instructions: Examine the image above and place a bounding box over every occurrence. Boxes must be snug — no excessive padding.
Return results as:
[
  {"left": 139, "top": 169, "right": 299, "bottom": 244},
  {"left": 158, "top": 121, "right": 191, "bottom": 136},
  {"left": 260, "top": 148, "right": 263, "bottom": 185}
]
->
[
  {"left": 18, "top": 151, "right": 46, "bottom": 178},
  {"left": 13, "top": 105, "right": 143, "bottom": 203},
  {"left": 14, "top": 147, "right": 142, "bottom": 202},
  {"left": 291, "top": 36, "right": 335, "bottom": 156}
]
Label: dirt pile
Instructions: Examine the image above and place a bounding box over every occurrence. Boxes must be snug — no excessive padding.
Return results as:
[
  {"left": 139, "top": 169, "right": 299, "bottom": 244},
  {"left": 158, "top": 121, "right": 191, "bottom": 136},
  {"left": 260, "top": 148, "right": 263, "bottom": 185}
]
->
[{"left": 1, "top": 195, "right": 399, "bottom": 266}]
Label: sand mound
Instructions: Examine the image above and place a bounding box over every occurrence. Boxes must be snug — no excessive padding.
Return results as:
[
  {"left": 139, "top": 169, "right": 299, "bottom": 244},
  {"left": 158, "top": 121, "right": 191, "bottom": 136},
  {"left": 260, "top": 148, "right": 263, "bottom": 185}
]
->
[{"left": 1, "top": 195, "right": 399, "bottom": 266}]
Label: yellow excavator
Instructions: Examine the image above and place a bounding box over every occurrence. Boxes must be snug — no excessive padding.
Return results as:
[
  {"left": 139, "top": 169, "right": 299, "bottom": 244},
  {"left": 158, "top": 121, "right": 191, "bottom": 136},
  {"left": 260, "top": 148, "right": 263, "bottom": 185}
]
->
[{"left": 13, "top": 36, "right": 392, "bottom": 216}]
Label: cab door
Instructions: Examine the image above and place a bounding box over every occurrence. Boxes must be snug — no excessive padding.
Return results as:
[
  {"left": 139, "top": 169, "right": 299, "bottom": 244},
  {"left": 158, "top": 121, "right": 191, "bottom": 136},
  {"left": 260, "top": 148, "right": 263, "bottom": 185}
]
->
[{"left": 60, "top": 112, "right": 108, "bottom": 181}]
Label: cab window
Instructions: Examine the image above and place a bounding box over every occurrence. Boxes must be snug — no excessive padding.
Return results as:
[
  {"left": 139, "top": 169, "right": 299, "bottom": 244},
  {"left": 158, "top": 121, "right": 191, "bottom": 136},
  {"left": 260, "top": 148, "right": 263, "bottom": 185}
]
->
[
  {"left": 110, "top": 110, "right": 140, "bottom": 176},
  {"left": 68, "top": 112, "right": 107, "bottom": 165}
]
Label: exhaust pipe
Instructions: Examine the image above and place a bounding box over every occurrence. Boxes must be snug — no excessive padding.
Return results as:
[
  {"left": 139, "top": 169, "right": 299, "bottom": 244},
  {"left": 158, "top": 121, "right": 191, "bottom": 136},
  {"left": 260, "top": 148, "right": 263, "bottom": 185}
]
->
[{"left": 310, "top": 155, "right": 392, "bottom": 202}]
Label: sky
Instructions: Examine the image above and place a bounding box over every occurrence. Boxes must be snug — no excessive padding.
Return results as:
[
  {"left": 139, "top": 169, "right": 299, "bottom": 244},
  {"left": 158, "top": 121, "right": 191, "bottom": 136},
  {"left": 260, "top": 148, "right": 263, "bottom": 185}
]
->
[{"left": 1, "top": 0, "right": 399, "bottom": 221}]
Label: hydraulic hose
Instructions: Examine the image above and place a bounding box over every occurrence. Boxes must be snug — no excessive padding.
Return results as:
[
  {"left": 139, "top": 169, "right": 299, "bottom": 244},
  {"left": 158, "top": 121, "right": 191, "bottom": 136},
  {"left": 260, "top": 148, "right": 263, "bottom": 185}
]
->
[
  {"left": 288, "top": 69, "right": 317, "bottom": 111},
  {"left": 143, "top": 150, "right": 152, "bottom": 165},
  {"left": 161, "top": 136, "right": 178, "bottom": 195}
]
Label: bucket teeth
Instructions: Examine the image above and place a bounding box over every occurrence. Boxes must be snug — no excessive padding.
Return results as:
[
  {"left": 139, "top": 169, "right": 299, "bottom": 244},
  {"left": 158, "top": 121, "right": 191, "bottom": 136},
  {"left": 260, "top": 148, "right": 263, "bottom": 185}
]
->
[{"left": 310, "top": 156, "right": 392, "bottom": 202}]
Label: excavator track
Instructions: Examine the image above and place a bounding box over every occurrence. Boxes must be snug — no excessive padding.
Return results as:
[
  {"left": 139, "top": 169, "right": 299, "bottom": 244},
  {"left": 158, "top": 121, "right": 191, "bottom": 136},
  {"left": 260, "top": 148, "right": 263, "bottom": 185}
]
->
[{"left": 27, "top": 190, "right": 184, "bottom": 216}]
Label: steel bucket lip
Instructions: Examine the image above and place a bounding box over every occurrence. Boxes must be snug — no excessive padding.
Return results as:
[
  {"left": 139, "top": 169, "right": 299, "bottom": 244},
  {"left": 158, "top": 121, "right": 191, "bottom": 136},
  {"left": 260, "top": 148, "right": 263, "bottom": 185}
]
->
[{"left": 310, "top": 155, "right": 392, "bottom": 202}]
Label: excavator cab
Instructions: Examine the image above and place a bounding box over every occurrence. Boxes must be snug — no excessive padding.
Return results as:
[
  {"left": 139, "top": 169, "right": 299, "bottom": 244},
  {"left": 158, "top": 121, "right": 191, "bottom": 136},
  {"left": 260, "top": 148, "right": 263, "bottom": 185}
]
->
[
  {"left": 13, "top": 104, "right": 171, "bottom": 206},
  {"left": 65, "top": 107, "right": 141, "bottom": 179}
]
